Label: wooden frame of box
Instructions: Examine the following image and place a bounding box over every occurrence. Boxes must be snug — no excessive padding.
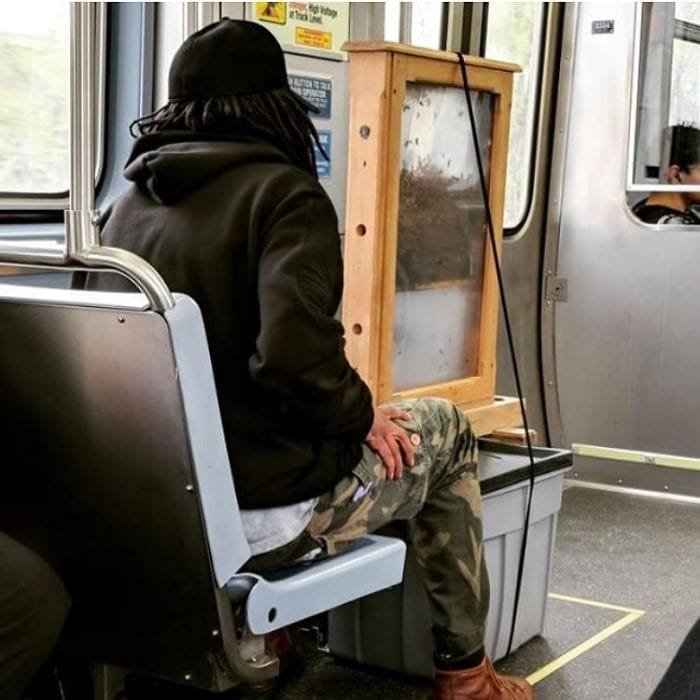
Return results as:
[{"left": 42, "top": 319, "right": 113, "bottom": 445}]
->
[{"left": 342, "top": 42, "right": 520, "bottom": 419}]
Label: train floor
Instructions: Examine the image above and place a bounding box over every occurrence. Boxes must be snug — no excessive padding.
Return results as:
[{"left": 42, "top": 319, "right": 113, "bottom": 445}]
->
[
  {"left": 43, "top": 483, "right": 700, "bottom": 700},
  {"left": 236, "top": 484, "right": 700, "bottom": 700}
]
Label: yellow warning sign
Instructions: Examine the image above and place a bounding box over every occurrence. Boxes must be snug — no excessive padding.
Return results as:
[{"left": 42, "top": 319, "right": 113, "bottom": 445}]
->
[
  {"left": 295, "top": 27, "right": 332, "bottom": 50},
  {"left": 255, "top": 2, "right": 287, "bottom": 26},
  {"left": 249, "top": 2, "right": 349, "bottom": 55}
]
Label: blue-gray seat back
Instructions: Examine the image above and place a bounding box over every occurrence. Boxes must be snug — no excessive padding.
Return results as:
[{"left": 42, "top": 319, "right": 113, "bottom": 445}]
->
[
  {"left": 0, "top": 285, "right": 248, "bottom": 689},
  {"left": 0, "top": 282, "right": 407, "bottom": 692}
]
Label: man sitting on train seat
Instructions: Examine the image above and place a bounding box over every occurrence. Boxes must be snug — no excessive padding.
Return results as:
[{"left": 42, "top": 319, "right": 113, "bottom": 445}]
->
[
  {"left": 633, "top": 124, "right": 700, "bottom": 225},
  {"left": 0, "top": 532, "right": 70, "bottom": 700},
  {"left": 86, "top": 19, "right": 532, "bottom": 699}
]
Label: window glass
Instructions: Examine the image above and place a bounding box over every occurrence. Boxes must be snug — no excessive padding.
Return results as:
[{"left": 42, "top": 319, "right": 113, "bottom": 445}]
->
[
  {"left": 669, "top": 3, "right": 700, "bottom": 125},
  {"left": 384, "top": 1, "right": 400, "bottom": 42},
  {"left": 410, "top": 1, "right": 443, "bottom": 50},
  {"left": 384, "top": 2, "right": 443, "bottom": 49},
  {"left": 484, "top": 2, "right": 544, "bottom": 229},
  {"left": 0, "top": 2, "right": 70, "bottom": 195},
  {"left": 394, "top": 84, "right": 492, "bottom": 390},
  {"left": 632, "top": 2, "right": 700, "bottom": 187}
]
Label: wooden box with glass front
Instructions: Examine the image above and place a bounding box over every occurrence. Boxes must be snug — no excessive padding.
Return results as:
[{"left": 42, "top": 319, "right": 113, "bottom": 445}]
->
[{"left": 342, "top": 42, "right": 521, "bottom": 432}]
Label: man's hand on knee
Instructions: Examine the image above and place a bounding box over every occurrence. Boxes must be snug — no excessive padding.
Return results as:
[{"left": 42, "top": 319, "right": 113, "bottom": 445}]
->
[{"left": 364, "top": 405, "right": 415, "bottom": 480}]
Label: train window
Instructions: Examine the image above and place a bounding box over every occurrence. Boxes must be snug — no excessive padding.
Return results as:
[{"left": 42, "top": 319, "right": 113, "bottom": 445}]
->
[
  {"left": 409, "top": 2, "right": 444, "bottom": 50},
  {"left": 384, "top": 2, "right": 445, "bottom": 50},
  {"left": 385, "top": 2, "right": 401, "bottom": 42},
  {"left": 631, "top": 3, "right": 700, "bottom": 190},
  {"left": 0, "top": 2, "right": 70, "bottom": 196},
  {"left": 669, "top": 3, "right": 700, "bottom": 125},
  {"left": 484, "top": 2, "right": 545, "bottom": 231}
]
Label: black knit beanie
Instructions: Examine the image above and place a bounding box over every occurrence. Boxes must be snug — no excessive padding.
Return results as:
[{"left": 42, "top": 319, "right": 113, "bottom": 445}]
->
[{"left": 168, "top": 18, "right": 318, "bottom": 112}]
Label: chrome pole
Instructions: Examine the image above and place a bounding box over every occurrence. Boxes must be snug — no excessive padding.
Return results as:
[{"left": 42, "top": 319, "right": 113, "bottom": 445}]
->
[
  {"left": 64, "top": 2, "right": 174, "bottom": 311},
  {"left": 0, "top": 3, "right": 174, "bottom": 311},
  {"left": 0, "top": 243, "right": 67, "bottom": 266},
  {"left": 66, "top": 2, "right": 97, "bottom": 253}
]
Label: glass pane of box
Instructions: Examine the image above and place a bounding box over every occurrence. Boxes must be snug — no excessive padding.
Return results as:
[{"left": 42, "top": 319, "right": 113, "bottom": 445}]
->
[{"left": 393, "top": 83, "right": 492, "bottom": 391}]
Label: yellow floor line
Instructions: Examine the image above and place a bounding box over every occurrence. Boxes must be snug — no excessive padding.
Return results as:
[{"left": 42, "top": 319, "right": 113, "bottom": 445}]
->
[
  {"left": 525, "top": 594, "right": 646, "bottom": 686},
  {"left": 548, "top": 592, "right": 645, "bottom": 615}
]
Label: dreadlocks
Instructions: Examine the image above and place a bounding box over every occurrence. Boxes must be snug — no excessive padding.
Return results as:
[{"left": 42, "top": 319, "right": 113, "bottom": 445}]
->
[{"left": 130, "top": 88, "right": 327, "bottom": 179}]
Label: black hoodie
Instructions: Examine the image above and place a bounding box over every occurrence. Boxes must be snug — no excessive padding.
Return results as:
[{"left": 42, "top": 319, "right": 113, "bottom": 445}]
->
[{"left": 88, "top": 132, "right": 374, "bottom": 508}]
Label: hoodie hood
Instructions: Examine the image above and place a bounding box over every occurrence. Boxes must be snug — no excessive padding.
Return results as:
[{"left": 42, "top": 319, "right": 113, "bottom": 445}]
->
[{"left": 124, "top": 131, "right": 291, "bottom": 205}]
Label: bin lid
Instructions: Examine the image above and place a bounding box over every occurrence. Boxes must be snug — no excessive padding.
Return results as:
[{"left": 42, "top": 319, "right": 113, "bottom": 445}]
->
[{"left": 477, "top": 439, "right": 572, "bottom": 494}]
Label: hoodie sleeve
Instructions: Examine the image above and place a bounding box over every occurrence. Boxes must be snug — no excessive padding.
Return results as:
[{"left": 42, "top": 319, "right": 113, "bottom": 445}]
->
[{"left": 249, "top": 182, "right": 374, "bottom": 441}]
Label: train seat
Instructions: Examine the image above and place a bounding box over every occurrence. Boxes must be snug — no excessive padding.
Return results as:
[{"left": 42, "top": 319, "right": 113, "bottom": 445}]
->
[
  {"left": 229, "top": 535, "right": 405, "bottom": 636},
  {"left": 0, "top": 283, "right": 405, "bottom": 692}
]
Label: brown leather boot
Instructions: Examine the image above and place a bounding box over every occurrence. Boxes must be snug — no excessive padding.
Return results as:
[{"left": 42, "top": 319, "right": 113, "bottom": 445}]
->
[{"left": 433, "top": 656, "right": 533, "bottom": 699}]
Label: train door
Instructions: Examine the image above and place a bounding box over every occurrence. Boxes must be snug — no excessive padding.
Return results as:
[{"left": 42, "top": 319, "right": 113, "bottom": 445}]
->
[{"left": 543, "top": 2, "right": 700, "bottom": 496}]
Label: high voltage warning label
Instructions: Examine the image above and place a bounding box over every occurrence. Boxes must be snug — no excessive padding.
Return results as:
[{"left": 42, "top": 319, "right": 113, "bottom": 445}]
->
[
  {"left": 253, "top": 2, "right": 349, "bottom": 54},
  {"left": 296, "top": 27, "right": 332, "bottom": 50}
]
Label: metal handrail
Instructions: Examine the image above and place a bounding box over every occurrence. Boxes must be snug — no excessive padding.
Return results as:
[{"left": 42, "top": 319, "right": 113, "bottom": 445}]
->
[
  {"left": 0, "top": 3, "right": 174, "bottom": 313},
  {"left": 0, "top": 243, "right": 66, "bottom": 266},
  {"left": 66, "top": 3, "right": 174, "bottom": 312}
]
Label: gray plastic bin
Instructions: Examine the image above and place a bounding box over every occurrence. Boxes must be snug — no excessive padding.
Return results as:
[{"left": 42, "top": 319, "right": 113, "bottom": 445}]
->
[{"left": 328, "top": 440, "right": 572, "bottom": 677}]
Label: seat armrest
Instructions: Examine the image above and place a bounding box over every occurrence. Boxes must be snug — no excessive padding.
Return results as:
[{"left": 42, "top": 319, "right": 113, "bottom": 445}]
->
[{"left": 227, "top": 535, "right": 406, "bottom": 635}]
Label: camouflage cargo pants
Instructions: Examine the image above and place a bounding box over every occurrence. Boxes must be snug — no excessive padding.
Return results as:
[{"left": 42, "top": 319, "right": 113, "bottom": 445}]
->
[{"left": 249, "top": 397, "right": 490, "bottom": 657}]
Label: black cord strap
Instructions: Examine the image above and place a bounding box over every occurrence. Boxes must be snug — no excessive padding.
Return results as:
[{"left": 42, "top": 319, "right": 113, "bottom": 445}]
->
[{"left": 455, "top": 52, "right": 537, "bottom": 656}]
